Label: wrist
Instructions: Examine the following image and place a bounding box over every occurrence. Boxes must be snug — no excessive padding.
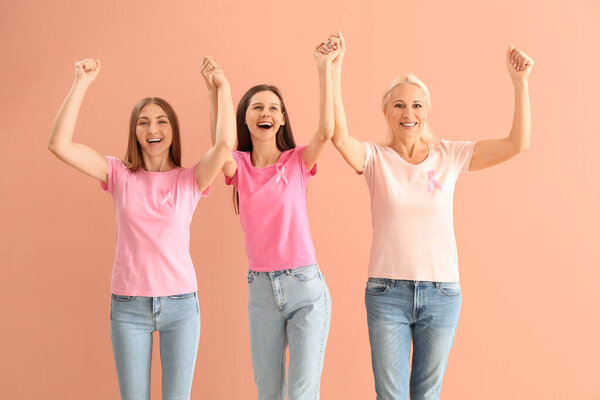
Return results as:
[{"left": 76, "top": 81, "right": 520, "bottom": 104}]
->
[
  {"left": 73, "top": 78, "right": 91, "bottom": 90},
  {"left": 317, "top": 60, "right": 332, "bottom": 71},
  {"left": 512, "top": 79, "right": 529, "bottom": 90},
  {"left": 217, "top": 81, "right": 231, "bottom": 92}
]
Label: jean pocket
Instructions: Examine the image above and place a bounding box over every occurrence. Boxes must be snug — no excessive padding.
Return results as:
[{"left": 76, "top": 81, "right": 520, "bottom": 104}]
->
[
  {"left": 365, "top": 279, "right": 389, "bottom": 296},
  {"left": 438, "top": 282, "right": 461, "bottom": 297},
  {"left": 111, "top": 294, "right": 136, "bottom": 302},
  {"left": 247, "top": 270, "right": 255, "bottom": 284},
  {"left": 168, "top": 292, "right": 195, "bottom": 300},
  {"left": 290, "top": 264, "right": 319, "bottom": 282}
]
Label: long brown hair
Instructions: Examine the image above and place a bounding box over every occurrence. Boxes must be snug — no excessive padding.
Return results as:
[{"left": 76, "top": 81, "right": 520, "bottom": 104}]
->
[
  {"left": 125, "top": 97, "right": 182, "bottom": 171},
  {"left": 233, "top": 85, "right": 296, "bottom": 213}
]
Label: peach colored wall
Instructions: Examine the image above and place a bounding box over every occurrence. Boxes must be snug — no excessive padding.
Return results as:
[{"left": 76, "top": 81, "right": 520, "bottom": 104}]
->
[{"left": 1, "top": 0, "right": 598, "bottom": 398}]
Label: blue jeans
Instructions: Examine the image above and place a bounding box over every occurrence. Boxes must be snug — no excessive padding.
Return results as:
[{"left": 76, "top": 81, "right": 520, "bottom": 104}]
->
[
  {"left": 110, "top": 293, "right": 201, "bottom": 400},
  {"left": 365, "top": 279, "right": 461, "bottom": 400},
  {"left": 247, "top": 264, "right": 331, "bottom": 400}
]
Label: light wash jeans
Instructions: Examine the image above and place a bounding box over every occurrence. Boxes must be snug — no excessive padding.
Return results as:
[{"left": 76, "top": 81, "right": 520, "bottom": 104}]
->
[
  {"left": 110, "top": 292, "right": 200, "bottom": 400},
  {"left": 365, "top": 278, "right": 461, "bottom": 400},
  {"left": 247, "top": 264, "right": 331, "bottom": 400}
]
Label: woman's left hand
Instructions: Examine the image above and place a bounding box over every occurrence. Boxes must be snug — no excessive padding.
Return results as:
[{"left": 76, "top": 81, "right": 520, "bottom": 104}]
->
[
  {"left": 506, "top": 46, "right": 534, "bottom": 85},
  {"left": 313, "top": 36, "right": 340, "bottom": 68},
  {"left": 201, "top": 56, "right": 229, "bottom": 90}
]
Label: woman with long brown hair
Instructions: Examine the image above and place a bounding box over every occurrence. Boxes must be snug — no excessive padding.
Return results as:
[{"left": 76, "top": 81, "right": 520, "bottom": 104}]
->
[
  {"left": 204, "top": 37, "right": 339, "bottom": 399},
  {"left": 48, "top": 57, "right": 235, "bottom": 399}
]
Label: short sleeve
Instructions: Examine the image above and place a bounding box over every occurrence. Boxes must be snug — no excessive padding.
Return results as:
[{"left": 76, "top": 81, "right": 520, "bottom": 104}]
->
[
  {"left": 100, "top": 156, "right": 124, "bottom": 193},
  {"left": 446, "top": 140, "right": 475, "bottom": 173},
  {"left": 183, "top": 166, "right": 210, "bottom": 204},
  {"left": 224, "top": 151, "right": 241, "bottom": 187},
  {"left": 295, "top": 146, "right": 317, "bottom": 183},
  {"left": 359, "top": 142, "right": 375, "bottom": 177}
]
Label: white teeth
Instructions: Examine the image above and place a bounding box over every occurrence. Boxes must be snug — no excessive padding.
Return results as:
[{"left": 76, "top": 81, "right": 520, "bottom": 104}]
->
[
  {"left": 147, "top": 138, "right": 162, "bottom": 143},
  {"left": 258, "top": 122, "right": 273, "bottom": 129},
  {"left": 401, "top": 122, "right": 417, "bottom": 127}
]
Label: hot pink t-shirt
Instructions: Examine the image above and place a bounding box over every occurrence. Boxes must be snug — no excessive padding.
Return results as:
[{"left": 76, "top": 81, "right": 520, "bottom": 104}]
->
[
  {"left": 225, "top": 146, "right": 317, "bottom": 271},
  {"left": 101, "top": 156, "right": 209, "bottom": 296},
  {"left": 362, "top": 140, "right": 474, "bottom": 282}
]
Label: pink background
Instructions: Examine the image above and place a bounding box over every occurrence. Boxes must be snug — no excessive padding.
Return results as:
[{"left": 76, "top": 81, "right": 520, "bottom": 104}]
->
[{"left": 1, "top": 0, "right": 598, "bottom": 398}]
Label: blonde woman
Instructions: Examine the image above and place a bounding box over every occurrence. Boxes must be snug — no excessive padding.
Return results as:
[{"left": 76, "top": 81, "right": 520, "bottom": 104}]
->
[{"left": 325, "top": 33, "right": 533, "bottom": 399}]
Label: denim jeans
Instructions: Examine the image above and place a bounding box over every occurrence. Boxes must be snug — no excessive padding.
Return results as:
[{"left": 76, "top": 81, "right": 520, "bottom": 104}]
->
[
  {"left": 365, "top": 278, "right": 461, "bottom": 400},
  {"left": 110, "top": 292, "right": 201, "bottom": 400},
  {"left": 247, "top": 264, "right": 331, "bottom": 400}
]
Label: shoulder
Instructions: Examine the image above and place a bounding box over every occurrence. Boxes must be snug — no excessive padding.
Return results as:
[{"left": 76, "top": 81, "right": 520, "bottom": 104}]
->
[{"left": 106, "top": 156, "right": 132, "bottom": 173}]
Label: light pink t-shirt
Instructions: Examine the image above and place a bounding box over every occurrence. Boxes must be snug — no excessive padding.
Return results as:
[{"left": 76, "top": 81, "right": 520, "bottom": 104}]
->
[
  {"left": 362, "top": 140, "right": 475, "bottom": 282},
  {"left": 225, "top": 146, "right": 318, "bottom": 271},
  {"left": 101, "top": 156, "right": 209, "bottom": 296}
]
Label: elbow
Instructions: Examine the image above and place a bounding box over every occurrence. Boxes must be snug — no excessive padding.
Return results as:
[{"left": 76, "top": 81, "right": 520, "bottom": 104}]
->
[
  {"left": 48, "top": 141, "right": 61, "bottom": 156},
  {"left": 320, "top": 127, "right": 334, "bottom": 142},
  {"left": 216, "top": 132, "right": 236, "bottom": 151},
  {"left": 514, "top": 141, "right": 530, "bottom": 154}
]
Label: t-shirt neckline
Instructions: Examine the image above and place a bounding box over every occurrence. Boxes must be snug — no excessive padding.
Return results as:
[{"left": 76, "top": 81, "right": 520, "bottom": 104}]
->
[{"left": 384, "top": 143, "right": 432, "bottom": 167}]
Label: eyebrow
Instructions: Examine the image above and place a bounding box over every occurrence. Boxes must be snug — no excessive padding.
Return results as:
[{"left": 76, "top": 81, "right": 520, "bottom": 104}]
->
[
  {"left": 393, "top": 100, "right": 423, "bottom": 103},
  {"left": 250, "top": 102, "right": 280, "bottom": 107},
  {"left": 137, "top": 114, "right": 168, "bottom": 120}
]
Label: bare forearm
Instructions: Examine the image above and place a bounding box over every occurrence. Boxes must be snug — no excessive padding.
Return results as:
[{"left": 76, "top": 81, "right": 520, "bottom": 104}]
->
[
  {"left": 207, "top": 88, "right": 218, "bottom": 145},
  {"left": 214, "top": 84, "right": 236, "bottom": 150},
  {"left": 317, "top": 62, "right": 334, "bottom": 141},
  {"left": 509, "top": 82, "right": 531, "bottom": 153},
  {"left": 332, "top": 64, "right": 349, "bottom": 147},
  {"left": 48, "top": 80, "right": 89, "bottom": 151}
]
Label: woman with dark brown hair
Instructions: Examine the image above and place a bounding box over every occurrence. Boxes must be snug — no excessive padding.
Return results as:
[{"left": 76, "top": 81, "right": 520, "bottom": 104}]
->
[
  {"left": 48, "top": 57, "right": 235, "bottom": 399},
  {"left": 204, "top": 37, "right": 339, "bottom": 400}
]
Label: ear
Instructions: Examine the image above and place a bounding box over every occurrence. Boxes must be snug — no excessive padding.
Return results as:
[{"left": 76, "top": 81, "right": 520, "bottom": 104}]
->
[{"left": 280, "top": 112, "right": 285, "bottom": 126}]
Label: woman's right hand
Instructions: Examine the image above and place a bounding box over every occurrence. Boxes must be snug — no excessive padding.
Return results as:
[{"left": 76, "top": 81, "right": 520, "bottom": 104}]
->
[
  {"left": 330, "top": 31, "right": 345, "bottom": 68},
  {"left": 74, "top": 58, "right": 100, "bottom": 86},
  {"left": 201, "top": 56, "right": 229, "bottom": 90}
]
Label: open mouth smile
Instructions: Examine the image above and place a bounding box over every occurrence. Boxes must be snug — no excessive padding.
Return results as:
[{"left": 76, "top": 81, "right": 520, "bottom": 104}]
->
[{"left": 257, "top": 122, "right": 273, "bottom": 130}]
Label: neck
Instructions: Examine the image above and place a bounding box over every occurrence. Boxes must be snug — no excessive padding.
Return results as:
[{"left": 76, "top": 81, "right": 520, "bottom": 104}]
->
[
  {"left": 251, "top": 138, "right": 282, "bottom": 167},
  {"left": 389, "top": 131, "right": 425, "bottom": 158},
  {"left": 141, "top": 152, "right": 174, "bottom": 172}
]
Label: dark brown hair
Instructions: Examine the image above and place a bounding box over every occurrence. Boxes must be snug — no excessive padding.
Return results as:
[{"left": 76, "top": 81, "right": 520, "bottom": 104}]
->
[
  {"left": 233, "top": 85, "right": 296, "bottom": 213},
  {"left": 125, "top": 97, "right": 182, "bottom": 171}
]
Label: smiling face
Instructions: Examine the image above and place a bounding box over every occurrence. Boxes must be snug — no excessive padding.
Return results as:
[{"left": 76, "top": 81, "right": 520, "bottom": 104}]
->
[
  {"left": 135, "top": 103, "right": 173, "bottom": 159},
  {"left": 384, "top": 84, "right": 429, "bottom": 137},
  {"left": 244, "top": 90, "right": 285, "bottom": 145}
]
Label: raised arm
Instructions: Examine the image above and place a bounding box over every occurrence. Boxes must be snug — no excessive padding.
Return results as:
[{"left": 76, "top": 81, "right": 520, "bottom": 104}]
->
[
  {"left": 195, "top": 57, "right": 237, "bottom": 191},
  {"left": 48, "top": 59, "right": 109, "bottom": 183},
  {"left": 200, "top": 56, "right": 237, "bottom": 180},
  {"left": 303, "top": 35, "right": 338, "bottom": 171},
  {"left": 329, "top": 32, "right": 367, "bottom": 173},
  {"left": 469, "top": 46, "right": 533, "bottom": 171}
]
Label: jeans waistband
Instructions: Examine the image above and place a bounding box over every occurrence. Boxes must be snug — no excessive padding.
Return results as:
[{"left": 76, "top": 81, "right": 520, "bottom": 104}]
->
[
  {"left": 368, "top": 278, "right": 459, "bottom": 288},
  {"left": 250, "top": 263, "right": 319, "bottom": 278}
]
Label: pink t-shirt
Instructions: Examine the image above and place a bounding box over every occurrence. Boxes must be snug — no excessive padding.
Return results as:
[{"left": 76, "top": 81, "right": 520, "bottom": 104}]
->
[
  {"left": 225, "top": 146, "right": 318, "bottom": 271},
  {"left": 362, "top": 140, "right": 475, "bottom": 282},
  {"left": 101, "top": 156, "right": 209, "bottom": 296}
]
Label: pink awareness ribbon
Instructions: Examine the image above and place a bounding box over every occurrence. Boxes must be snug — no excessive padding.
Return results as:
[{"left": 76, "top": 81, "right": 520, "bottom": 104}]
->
[
  {"left": 275, "top": 163, "right": 288, "bottom": 185},
  {"left": 160, "top": 190, "right": 175, "bottom": 209},
  {"left": 427, "top": 170, "right": 442, "bottom": 192}
]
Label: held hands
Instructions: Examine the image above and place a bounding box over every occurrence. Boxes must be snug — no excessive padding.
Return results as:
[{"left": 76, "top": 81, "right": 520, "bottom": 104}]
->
[
  {"left": 201, "top": 56, "right": 229, "bottom": 91},
  {"left": 314, "top": 32, "right": 343, "bottom": 68},
  {"left": 74, "top": 58, "right": 100, "bottom": 85},
  {"left": 506, "top": 46, "right": 534, "bottom": 85}
]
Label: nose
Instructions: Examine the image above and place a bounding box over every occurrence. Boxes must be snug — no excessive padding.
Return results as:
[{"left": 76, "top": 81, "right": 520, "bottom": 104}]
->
[
  {"left": 260, "top": 109, "right": 270, "bottom": 118},
  {"left": 149, "top": 121, "right": 159, "bottom": 133}
]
